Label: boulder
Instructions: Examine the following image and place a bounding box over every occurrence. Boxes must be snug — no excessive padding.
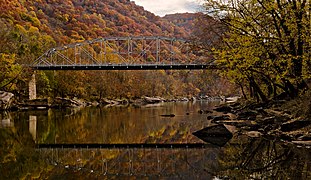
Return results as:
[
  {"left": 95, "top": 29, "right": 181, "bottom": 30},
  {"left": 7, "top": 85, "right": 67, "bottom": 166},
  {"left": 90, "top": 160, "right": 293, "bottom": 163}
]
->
[
  {"left": 258, "top": 116, "right": 275, "bottom": 125},
  {"left": 211, "top": 115, "right": 231, "bottom": 122},
  {"left": 225, "top": 96, "right": 240, "bottom": 103},
  {"left": 99, "top": 98, "right": 119, "bottom": 105},
  {"left": 86, "top": 101, "right": 100, "bottom": 106},
  {"left": 214, "top": 105, "right": 232, "bottom": 113},
  {"left": 237, "top": 110, "right": 258, "bottom": 120},
  {"left": 51, "top": 97, "right": 85, "bottom": 108},
  {"left": 193, "top": 124, "right": 233, "bottom": 146},
  {"left": 143, "top": 96, "right": 164, "bottom": 104},
  {"left": 198, "top": 109, "right": 213, "bottom": 114},
  {"left": 179, "top": 97, "right": 189, "bottom": 101},
  {"left": 0, "top": 91, "right": 14, "bottom": 110},
  {"left": 118, "top": 99, "right": 129, "bottom": 105},
  {"left": 246, "top": 131, "right": 262, "bottom": 138}
]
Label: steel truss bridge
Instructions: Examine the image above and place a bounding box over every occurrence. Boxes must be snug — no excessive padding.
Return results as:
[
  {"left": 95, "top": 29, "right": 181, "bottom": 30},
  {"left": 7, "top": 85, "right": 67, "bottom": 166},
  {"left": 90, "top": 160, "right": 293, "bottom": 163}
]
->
[{"left": 31, "top": 36, "right": 217, "bottom": 70}]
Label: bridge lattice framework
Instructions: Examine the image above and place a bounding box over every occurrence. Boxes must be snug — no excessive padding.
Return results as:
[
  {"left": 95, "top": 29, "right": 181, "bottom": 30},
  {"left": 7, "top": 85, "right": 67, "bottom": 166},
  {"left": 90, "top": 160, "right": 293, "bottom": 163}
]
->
[{"left": 32, "top": 36, "right": 216, "bottom": 70}]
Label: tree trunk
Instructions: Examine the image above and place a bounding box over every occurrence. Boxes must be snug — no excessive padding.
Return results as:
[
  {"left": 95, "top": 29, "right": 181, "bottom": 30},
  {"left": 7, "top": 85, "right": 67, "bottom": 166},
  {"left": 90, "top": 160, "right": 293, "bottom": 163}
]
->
[{"left": 249, "top": 76, "right": 267, "bottom": 102}]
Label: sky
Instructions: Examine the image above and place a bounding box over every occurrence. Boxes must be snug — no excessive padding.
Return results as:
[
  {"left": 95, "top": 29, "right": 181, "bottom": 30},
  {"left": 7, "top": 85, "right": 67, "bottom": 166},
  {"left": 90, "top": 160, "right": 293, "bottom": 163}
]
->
[{"left": 133, "top": 0, "right": 204, "bottom": 17}]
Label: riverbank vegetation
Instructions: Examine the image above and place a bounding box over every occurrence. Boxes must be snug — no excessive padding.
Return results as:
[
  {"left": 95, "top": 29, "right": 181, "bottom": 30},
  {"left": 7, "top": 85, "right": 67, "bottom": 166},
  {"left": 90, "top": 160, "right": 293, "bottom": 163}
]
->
[{"left": 201, "top": 0, "right": 310, "bottom": 102}]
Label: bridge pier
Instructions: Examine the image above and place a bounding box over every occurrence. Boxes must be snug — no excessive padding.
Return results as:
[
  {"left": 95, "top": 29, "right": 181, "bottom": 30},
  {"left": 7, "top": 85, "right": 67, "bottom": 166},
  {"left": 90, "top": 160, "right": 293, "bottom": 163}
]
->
[{"left": 29, "top": 72, "right": 37, "bottom": 100}]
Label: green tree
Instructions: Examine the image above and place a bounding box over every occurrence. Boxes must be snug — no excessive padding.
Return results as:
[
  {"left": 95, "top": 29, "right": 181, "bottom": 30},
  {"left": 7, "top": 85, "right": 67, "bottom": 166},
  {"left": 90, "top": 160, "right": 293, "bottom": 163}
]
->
[{"left": 203, "top": 0, "right": 310, "bottom": 101}]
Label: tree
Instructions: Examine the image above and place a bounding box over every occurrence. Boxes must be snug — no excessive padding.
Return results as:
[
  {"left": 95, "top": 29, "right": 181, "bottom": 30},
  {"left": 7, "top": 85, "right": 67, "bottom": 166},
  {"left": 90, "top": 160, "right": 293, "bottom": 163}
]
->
[
  {"left": 0, "top": 53, "right": 22, "bottom": 91},
  {"left": 203, "top": 0, "right": 310, "bottom": 101}
]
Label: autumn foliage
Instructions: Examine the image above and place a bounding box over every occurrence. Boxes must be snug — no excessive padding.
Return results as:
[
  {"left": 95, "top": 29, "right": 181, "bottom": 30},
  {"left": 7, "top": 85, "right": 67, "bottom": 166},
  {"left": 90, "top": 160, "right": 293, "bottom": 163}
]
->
[
  {"left": 0, "top": 0, "right": 236, "bottom": 100},
  {"left": 202, "top": 0, "right": 310, "bottom": 101}
]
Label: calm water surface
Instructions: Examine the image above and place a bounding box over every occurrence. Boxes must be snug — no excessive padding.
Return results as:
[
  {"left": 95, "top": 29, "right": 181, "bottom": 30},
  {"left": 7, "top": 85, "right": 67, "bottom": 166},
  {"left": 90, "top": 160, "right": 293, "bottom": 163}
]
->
[{"left": 0, "top": 101, "right": 310, "bottom": 179}]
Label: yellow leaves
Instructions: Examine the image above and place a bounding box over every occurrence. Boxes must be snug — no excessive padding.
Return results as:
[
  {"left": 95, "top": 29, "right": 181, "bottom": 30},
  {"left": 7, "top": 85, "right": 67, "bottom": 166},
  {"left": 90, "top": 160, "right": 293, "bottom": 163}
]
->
[
  {"left": 28, "top": 26, "right": 39, "bottom": 34},
  {"left": 15, "top": 24, "right": 27, "bottom": 35},
  {"left": 209, "top": 0, "right": 309, "bottom": 99},
  {"left": 71, "top": 33, "right": 85, "bottom": 41},
  {"left": 0, "top": 53, "right": 16, "bottom": 64}
]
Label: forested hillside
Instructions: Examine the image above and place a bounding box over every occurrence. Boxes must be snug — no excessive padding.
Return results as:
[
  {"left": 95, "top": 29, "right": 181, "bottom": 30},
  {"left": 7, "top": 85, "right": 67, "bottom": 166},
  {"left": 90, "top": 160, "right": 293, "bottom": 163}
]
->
[
  {"left": 163, "top": 13, "right": 201, "bottom": 34},
  {"left": 1, "top": 0, "right": 189, "bottom": 43},
  {"left": 0, "top": 0, "right": 235, "bottom": 100}
]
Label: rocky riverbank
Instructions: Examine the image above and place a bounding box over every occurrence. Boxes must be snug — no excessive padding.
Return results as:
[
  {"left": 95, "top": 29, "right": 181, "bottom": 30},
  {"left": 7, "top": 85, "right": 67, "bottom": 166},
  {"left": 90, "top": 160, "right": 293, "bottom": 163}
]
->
[
  {"left": 1, "top": 91, "right": 232, "bottom": 110},
  {"left": 200, "top": 98, "right": 311, "bottom": 147}
]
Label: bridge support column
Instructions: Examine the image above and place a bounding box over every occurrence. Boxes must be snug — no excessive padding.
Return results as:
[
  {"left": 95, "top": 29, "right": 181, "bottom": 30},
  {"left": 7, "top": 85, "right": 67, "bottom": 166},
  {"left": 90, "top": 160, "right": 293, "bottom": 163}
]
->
[{"left": 29, "top": 72, "right": 36, "bottom": 100}]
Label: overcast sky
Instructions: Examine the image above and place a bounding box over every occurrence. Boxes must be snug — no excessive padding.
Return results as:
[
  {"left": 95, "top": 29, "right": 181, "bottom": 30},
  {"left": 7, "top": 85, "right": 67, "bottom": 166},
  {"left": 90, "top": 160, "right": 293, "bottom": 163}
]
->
[{"left": 133, "top": 0, "right": 204, "bottom": 17}]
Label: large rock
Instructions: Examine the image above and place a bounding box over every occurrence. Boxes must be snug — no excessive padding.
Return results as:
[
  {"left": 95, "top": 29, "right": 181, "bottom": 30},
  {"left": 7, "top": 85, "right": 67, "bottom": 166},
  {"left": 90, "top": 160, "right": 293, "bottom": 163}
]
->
[
  {"left": 51, "top": 97, "right": 85, "bottom": 108},
  {"left": 100, "top": 98, "right": 120, "bottom": 106},
  {"left": 143, "top": 96, "right": 164, "bottom": 104},
  {"left": 0, "top": 91, "right": 14, "bottom": 110},
  {"left": 193, "top": 124, "right": 233, "bottom": 146},
  {"left": 214, "top": 105, "right": 232, "bottom": 113},
  {"left": 211, "top": 115, "right": 231, "bottom": 122},
  {"left": 237, "top": 110, "right": 258, "bottom": 120},
  {"left": 198, "top": 109, "right": 213, "bottom": 114}
]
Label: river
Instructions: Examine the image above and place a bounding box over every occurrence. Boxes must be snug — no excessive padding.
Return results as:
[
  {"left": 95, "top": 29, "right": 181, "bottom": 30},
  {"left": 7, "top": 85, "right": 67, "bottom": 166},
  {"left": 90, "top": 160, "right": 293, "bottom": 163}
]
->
[{"left": 0, "top": 101, "right": 310, "bottom": 179}]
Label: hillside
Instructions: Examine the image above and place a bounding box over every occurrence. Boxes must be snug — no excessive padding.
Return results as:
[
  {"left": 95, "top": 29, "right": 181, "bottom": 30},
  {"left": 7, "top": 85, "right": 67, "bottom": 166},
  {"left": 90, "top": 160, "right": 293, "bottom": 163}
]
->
[
  {"left": 164, "top": 12, "right": 223, "bottom": 48},
  {"left": 163, "top": 12, "right": 202, "bottom": 34},
  {"left": 0, "top": 0, "right": 190, "bottom": 45}
]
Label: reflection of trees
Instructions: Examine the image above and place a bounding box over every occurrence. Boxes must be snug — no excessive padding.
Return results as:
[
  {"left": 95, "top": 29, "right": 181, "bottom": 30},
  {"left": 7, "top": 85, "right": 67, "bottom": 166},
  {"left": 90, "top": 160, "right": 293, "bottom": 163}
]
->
[
  {"left": 38, "top": 102, "right": 218, "bottom": 144},
  {"left": 215, "top": 136, "right": 311, "bottom": 179},
  {"left": 0, "top": 118, "right": 48, "bottom": 179}
]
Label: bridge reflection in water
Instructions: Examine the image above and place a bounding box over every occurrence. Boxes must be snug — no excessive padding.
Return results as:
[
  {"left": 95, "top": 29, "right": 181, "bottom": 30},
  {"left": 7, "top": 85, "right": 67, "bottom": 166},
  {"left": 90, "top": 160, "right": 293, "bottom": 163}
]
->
[{"left": 37, "top": 145, "right": 219, "bottom": 178}]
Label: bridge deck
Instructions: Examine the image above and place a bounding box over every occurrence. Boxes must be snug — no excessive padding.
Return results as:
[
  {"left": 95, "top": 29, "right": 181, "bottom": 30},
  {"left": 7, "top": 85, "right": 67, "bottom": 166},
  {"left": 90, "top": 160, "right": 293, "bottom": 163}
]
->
[{"left": 31, "top": 64, "right": 218, "bottom": 70}]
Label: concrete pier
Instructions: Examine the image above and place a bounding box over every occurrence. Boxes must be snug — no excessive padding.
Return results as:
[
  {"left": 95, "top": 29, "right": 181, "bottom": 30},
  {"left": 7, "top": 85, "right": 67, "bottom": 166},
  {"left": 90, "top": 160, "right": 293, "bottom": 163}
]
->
[{"left": 29, "top": 73, "right": 36, "bottom": 100}]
